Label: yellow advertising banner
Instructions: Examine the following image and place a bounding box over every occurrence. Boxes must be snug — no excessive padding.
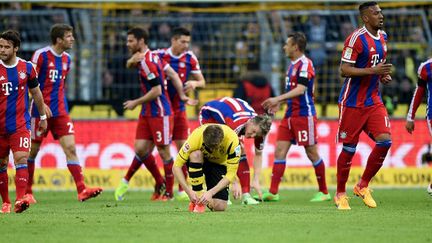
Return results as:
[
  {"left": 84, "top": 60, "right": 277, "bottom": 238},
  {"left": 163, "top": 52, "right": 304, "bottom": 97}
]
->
[{"left": 5, "top": 168, "right": 432, "bottom": 190}]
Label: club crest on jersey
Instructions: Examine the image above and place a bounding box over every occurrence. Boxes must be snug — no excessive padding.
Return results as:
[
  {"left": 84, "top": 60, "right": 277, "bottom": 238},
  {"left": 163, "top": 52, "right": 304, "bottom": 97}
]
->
[
  {"left": 292, "top": 68, "right": 297, "bottom": 76},
  {"left": 183, "top": 142, "right": 190, "bottom": 153},
  {"left": 63, "top": 63, "right": 68, "bottom": 70},
  {"left": 383, "top": 44, "right": 387, "bottom": 52},
  {"left": 343, "top": 47, "right": 353, "bottom": 59},
  {"left": 234, "top": 145, "right": 241, "bottom": 157},
  {"left": 19, "top": 71, "right": 26, "bottom": 80},
  {"left": 340, "top": 131, "right": 347, "bottom": 139},
  {"left": 148, "top": 73, "right": 156, "bottom": 80},
  {"left": 179, "top": 62, "right": 185, "bottom": 68},
  {"left": 300, "top": 70, "right": 308, "bottom": 78}
]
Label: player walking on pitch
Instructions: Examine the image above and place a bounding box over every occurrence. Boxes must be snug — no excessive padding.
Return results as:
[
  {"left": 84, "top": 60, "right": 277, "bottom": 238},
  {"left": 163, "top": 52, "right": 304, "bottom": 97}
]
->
[
  {"left": 27, "top": 24, "right": 103, "bottom": 203},
  {"left": 0, "top": 30, "right": 47, "bottom": 213},
  {"left": 334, "top": 1, "right": 393, "bottom": 210}
]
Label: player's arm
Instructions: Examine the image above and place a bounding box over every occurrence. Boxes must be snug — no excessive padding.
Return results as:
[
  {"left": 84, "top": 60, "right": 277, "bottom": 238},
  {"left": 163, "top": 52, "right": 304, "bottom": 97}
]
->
[
  {"left": 184, "top": 72, "right": 206, "bottom": 93},
  {"left": 252, "top": 137, "right": 264, "bottom": 198},
  {"left": 340, "top": 61, "right": 393, "bottom": 78},
  {"left": 164, "top": 65, "right": 197, "bottom": 106},
  {"left": 123, "top": 79, "right": 161, "bottom": 110},
  {"left": 262, "top": 83, "right": 307, "bottom": 113},
  {"left": 126, "top": 52, "right": 145, "bottom": 68},
  {"left": 406, "top": 78, "right": 427, "bottom": 134},
  {"left": 173, "top": 148, "right": 192, "bottom": 199},
  {"left": 28, "top": 78, "right": 47, "bottom": 133},
  {"left": 174, "top": 134, "right": 200, "bottom": 201}
]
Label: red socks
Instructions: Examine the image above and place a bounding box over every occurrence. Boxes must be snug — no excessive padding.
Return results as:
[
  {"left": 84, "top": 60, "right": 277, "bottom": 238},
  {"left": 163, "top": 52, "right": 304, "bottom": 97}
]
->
[
  {"left": 269, "top": 159, "right": 286, "bottom": 195},
  {"left": 140, "top": 154, "right": 164, "bottom": 186},
  {"left": 0, "top": 169, "right": 10, "bottom": 203},
  {"left": 67, "top": 162, "right": 86, "bottom": 193},
  {"left": 237, "top": 155, "right": 250, "bottom": 194},
  {"left": 336, "top": 145, "right": 356, "bottom": 194},
  {"left": 358, "top": 140, "right": 392, "bottom": 188},
  {"left": 15, "top": 165, "right": 29, "bottom": 200},
  {"left": 124, "top": 155, "right": 142, "bottom": 182},
  {"left": 163, "top": 158, "right": 174, "bottom": 196},
  {"left": 312, "top": 159, "right": 328, "bottom": 194},
  {"left": 26, "top": 158, "right": 35, "bottom": 194}
]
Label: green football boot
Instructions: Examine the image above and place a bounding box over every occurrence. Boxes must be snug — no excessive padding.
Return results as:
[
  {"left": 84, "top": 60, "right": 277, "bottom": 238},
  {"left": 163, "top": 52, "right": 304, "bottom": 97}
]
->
[
  {"left": 310, "top": 191, "right": 331, "bottom": 202},
  {"left": 242, "top": 193, "right": 260, "bottom": 205},
  {"left": 254, "top": 190, "right": 280, "bottom": 202},
  {"left": 114, "top": 180, "right": 129, "bottom": 201},
  {"left": 175, "top": 191, "right": 190, "bottom": 201}
]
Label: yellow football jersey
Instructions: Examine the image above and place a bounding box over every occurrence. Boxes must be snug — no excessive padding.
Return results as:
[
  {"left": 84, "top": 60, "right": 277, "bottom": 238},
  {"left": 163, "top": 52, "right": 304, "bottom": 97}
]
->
[{"left": 174, "top": 124, "right": 241, "bottom": 182}]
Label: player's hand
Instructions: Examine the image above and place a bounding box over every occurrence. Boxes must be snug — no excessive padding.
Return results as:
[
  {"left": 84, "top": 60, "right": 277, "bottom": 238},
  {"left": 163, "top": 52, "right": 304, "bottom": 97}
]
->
[
  {"left": 198, "top": 191, "right": 213, "bottom": 205},
  {"left": 251, "top": 176, "right": 263, "bottom": 200},
  {"left": 179, "top": 94, "right": 198, "bottom": 106},
  {"left": 231, "top": 180, "right": 242, "bottom": 200},
  {"left": 186, "top": 190, "right": 199, "bottom": 203},
  {"left": 126, "top": 52, "right": 145, "bottom": 68},
  {"left": 183, "top": 80, "right": 198, "bottom": 93},
  {"left": 380, "top": 74, "right": 392, "bottom": 84},
  {"left": 405, "top": 121, "right": 415, "bottom": 134},
  {"left": 44, "top": 103, "right": 52, "bottom": 118},
  {"left": 262, "top": 98, "right": 280, "bottom": 115},
  {"left": 131, "top": 52, "right": 145, "bottom": 63},
  {"left": 373, "top": 61, "right": 392, "bottom": 75},
  {"left": 38, "top": 119, "right": 48, "bottom": 135},
  {"left": 123, "top": 100, "right": 138, "bottom": 110}
]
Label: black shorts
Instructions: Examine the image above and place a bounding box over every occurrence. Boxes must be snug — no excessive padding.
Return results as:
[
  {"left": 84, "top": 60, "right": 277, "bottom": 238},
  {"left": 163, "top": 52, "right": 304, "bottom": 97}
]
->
[{"left": 202, "top": 161, "right": 229, "bottom": 201}]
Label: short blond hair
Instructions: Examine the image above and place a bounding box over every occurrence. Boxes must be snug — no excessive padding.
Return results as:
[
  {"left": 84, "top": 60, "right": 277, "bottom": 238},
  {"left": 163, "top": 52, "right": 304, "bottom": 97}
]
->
[{"left": 251, "top": 114, "right": 272, "bottom": 136}]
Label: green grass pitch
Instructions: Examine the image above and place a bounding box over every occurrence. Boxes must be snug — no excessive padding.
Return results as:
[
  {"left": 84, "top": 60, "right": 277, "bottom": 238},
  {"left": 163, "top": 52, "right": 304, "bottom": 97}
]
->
[{"left": 1, "top": 189, "right": 430, "bottom": 243}]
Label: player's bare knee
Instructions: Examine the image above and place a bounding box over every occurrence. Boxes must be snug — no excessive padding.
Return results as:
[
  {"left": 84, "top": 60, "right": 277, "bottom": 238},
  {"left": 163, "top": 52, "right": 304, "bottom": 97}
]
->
[
  {"left": 189, "top": 150, "right": 203, "bottom": 162},
  {"left": 275, "top": 147, "right": 287, "bottom": 160},
  {"left": 211, "top": 200, "right": 227, "bottom": 211},
  {"left": 134, "top": 148, "right": 147, "bottom": 158},
  {"left": 63, "top": 144, "right": 77, "bottom": 158},
  {"left": 13, "top": 153, "right": 28, "bottom": 166},
  {"left": 156, "top": 145, "right": 171, "bottom": 161},
  {"left": 305, "top": 146, "right": 319, "bottom": 162}
]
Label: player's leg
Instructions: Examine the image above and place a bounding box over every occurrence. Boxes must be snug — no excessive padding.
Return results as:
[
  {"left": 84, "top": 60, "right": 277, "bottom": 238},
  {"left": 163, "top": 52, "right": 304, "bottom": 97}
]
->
[
  {"left": 355, "top": 105, "right": 392, "bottom": 208},
  {"left": 59, "top": 134, "right": 103, "bottom": 201},
  {"left": 0, "top": 155, "right": 11, "bottom": 213},
  {"left": 25, "top": 142, "right": 41, "bottom": 204},
  {"left": 174, "top": 139, "right": 189, "bottom": 201},
  {"left": 157, "top": 144, "right": 174, "bottom": 200},
  {"left": 152, "top": 116, "right": 174, "bottom": 200},
  {"left": 261, "top": 117, "right": 292, "bottom": 201},
  {"left": 262, "top": 140, "right": 291, "bottom": 202},
  {"left": 172, "top": 112, "right": 190, "bottom": 201},
  {"left": 115, "top": 116, "right": 162, "bottom": 201},
  {"left": 12, "top": 151, "right": 31, "bottom": 213},
  {"left": 10, "top": 130, "right": 32, "bottom": 213},
  {"left": 188, "top": 150, "right": 205, "bottom": 212},
  {"left": 203, "top": 161, "right": 228, "bottom": 212},
  {"left": 26, "top": 117, "right": 49, "bottom": 203},
  {"left": 335, "top": 106, "right": 364, "bottom": 210},
  {"left": 305, "top": 145, "right": 330, "bottom": 202},
  {"left": 237, "top": 143, "right": 259, "bottom": 205}
]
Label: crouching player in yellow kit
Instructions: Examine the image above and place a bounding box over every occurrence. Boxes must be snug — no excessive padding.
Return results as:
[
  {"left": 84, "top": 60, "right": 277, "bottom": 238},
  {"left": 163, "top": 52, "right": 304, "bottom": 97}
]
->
[{"left": 173, "top": 124, "right": 241, "bottom": 213}]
